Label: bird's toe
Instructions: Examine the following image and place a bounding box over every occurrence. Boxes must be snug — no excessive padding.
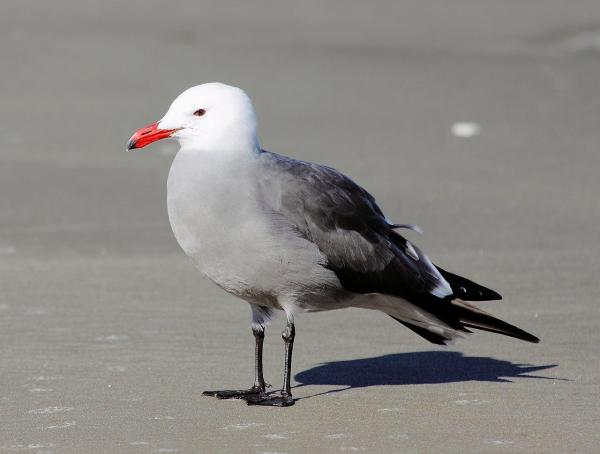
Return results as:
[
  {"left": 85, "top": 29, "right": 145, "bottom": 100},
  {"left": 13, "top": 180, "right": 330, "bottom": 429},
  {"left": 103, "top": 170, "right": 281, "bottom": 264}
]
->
[
  {"left": 245, "top": 392, "right": 295, "bottom": 407},
  {"left": 203, "top": 387, "right": 266, "bottom": 400}
]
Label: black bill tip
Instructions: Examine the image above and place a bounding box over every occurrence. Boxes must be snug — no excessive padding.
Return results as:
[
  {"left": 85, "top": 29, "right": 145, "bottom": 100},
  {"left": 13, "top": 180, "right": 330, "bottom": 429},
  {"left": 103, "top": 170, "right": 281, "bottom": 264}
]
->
[{"left": 126, "top": 138, "right": 137, "bottom": 151}]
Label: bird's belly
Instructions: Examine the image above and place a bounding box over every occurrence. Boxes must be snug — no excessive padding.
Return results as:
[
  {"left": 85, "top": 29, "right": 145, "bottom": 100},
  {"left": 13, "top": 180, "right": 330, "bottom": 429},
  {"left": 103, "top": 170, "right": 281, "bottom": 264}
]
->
[{"left": 167, "top": 167, "right": 339, "bottom": 305}]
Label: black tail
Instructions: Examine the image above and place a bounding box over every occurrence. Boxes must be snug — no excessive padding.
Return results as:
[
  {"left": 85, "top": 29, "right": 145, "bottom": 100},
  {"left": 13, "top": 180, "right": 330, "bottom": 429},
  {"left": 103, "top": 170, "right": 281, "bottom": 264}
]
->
[
  {"left": 390, "top": 298, "right": 539, "bottom": 345},
  {"left": 448, "top": 299, "right": 539, "bottom": 343},
  {"left": 389, "top": 264, "right": 539, "bottom": 344}
]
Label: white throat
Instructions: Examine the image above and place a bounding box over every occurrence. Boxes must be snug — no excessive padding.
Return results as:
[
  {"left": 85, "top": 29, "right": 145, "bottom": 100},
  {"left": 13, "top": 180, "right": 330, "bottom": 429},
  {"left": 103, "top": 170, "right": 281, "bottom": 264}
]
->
[{"left": 175, "top": 125, "right": 260, "bottom": 155}]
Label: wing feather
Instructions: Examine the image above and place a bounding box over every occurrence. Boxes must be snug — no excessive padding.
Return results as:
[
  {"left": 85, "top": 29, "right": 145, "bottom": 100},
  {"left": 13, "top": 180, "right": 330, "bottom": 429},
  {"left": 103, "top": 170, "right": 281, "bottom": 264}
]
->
[
  {"left": 257, "top": 152, "right": 539, "bottom": 345},
  {"left": 259, "top": 151, "right": 451, "bottom": 300}
]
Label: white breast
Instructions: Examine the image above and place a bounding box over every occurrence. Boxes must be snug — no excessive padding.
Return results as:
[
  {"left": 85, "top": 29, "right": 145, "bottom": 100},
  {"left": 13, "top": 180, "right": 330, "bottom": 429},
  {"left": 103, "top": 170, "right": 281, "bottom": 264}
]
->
[{"left": 166, "top": 149, "right": 339, "bottom": 305}]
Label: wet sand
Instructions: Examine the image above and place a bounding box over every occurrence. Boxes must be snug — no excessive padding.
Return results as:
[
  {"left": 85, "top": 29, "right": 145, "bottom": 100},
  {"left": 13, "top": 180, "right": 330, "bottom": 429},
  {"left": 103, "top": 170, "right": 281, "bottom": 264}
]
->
[{"left": 1, "top": 1, "right": 599, "bottom": 452}]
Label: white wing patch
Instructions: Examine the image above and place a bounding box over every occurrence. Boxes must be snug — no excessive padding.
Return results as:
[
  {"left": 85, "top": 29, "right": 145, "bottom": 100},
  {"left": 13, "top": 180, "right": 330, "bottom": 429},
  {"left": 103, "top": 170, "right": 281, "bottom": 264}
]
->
[
  {"left": 405, "top": 242, "right": 420, "bottom": 261},
  {"left": 404, "top": 240, "right": 453, "bottom": 299},
  {"left": 421, "top": 253, "right": 453, "bottom": 298},
  {"left": 390, "top": 223, "right": 423, "bottom": 234}
]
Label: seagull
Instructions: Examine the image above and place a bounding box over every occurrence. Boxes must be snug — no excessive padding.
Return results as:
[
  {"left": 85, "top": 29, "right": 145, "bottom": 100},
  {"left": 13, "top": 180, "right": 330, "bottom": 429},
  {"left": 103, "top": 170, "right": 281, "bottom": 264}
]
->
[{"left": 127, "top": 83, "right": 538, "bottom": 407}]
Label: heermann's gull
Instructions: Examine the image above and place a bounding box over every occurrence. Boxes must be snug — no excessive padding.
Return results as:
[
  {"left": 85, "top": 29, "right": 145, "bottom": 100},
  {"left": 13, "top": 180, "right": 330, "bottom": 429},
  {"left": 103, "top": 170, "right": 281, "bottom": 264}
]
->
[{"left": 127, "top": 83, "right": 538, "bottom": 407}]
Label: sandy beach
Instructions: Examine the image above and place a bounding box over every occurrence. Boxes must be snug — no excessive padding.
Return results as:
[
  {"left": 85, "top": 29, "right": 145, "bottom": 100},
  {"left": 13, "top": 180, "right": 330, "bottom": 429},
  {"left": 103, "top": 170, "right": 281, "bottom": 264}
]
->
[{"left": 1, "top": 1, "right": 599, "bottom": 452}]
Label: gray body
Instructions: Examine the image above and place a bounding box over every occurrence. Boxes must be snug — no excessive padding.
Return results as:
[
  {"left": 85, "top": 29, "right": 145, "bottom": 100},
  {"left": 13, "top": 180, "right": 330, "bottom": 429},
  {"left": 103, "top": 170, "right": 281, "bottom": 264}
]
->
[
  {"left": 158, "top": 83, "right": 536, "bottom": 346},
  {"left": 167, "top": 147, "right": 459, "bottom": 339},
  {"left": 168, "top": 149, "right": 340, "bottom": 310},
  {"left": 129, "top": 82, "right": 536, "bottom": 407}
]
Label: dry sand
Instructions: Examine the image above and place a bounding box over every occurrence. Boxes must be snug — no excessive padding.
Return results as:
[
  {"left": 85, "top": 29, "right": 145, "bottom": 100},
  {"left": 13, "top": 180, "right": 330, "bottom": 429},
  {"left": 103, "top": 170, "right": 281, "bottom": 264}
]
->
[{"left": 1, "top": 1, "right": 599, "bottom": 452}]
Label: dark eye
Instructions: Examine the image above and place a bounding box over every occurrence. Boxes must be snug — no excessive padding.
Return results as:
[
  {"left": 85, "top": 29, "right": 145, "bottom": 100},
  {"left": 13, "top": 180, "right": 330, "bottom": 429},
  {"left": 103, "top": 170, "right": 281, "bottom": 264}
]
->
[{"left": 193, "top": 108, "right": 206, "bottom": 117}]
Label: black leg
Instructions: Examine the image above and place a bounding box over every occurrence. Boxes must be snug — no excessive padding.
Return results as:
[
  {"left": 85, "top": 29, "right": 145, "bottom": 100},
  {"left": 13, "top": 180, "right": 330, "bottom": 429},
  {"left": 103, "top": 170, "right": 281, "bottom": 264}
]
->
[
  {"left": 253, "top": 327, "right": 267, "bottom": 390},
  {"left": 246, "top": 320, "right": 296, "bottom": 407},
  {"left": 282, "top": 321, "right": 295, "bottom": 397},
  {"left": 203, "top": 326, "right": 268, "bottom": 400}
]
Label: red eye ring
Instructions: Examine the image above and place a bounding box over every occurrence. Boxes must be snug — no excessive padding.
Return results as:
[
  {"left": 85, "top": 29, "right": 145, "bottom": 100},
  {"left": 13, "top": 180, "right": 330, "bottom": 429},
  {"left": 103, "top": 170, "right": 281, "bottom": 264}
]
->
[{"left": 193, "top": 109, "right": 206, "bottom": 117}]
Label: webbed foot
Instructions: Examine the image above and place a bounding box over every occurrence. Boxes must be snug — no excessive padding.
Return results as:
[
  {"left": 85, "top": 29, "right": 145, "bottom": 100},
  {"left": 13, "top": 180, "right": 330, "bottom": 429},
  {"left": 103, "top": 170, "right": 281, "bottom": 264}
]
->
[
  {"left": 245, "top": 391, "right": 295, "bottom": 407},
  {"left": 203, "top": 386, "right": 267, "bottom": 400}
]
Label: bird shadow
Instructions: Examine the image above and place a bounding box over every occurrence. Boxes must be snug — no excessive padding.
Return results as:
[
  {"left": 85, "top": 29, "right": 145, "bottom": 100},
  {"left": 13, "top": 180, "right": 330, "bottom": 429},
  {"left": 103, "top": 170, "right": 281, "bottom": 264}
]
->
[{"left": 293, "top": 351, "right": 560, "bottom": 399}]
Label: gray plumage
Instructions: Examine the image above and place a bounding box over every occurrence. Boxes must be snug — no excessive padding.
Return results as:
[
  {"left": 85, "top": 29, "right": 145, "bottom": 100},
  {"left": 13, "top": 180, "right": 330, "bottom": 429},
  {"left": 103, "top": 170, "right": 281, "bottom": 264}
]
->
[
  {"left": 131, "top": 82, "right": 538, "bottom": 348},
  {"left": 168, "top": 147, "right": 537, "bottom": 345},
  {"left": 258, "top": 151, "right": 452, "bottom": 299},
  {"left": 129, "top": 83, "right": 538, "bottom": 407}
]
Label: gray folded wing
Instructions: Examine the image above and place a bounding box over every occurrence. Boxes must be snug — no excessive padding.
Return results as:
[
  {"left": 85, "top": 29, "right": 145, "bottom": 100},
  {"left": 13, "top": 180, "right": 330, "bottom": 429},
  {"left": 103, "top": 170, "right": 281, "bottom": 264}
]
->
[{"left": 258, "top": 151, "right": 452, "bottom": 301}]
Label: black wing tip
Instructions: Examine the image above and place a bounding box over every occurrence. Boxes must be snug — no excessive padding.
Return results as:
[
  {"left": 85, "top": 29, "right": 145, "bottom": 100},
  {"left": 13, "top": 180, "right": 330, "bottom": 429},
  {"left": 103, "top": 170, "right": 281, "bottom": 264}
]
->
[
  {"left": 436, "top": 266, "right": 503, "bottom": 302},
  {"left": 485, "top": 289, "right": 503, "bottom": 301},
  {"left": 522, "top": 332, "right": 540, "bottom": 343},
  {"left": 461, "top": 322, "right": 540, "bottom": 344},
  {"left": 456, "top": 287, "right": 502, "bottom": 301},
  {"left": 505, "top": 329, "right": 540, "bottom": 344},
  {"left": 390, "top": 314, "right": 539, "bottom": 345}
]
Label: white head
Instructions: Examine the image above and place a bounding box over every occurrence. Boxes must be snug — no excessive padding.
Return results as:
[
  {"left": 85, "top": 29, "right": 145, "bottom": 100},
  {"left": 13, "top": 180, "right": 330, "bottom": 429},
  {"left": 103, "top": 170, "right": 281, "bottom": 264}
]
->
[{"left": 127, "top": 83, "right": 259, "bottom": 153}]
